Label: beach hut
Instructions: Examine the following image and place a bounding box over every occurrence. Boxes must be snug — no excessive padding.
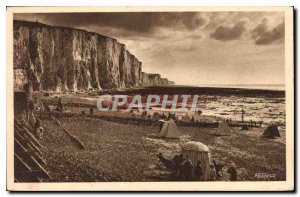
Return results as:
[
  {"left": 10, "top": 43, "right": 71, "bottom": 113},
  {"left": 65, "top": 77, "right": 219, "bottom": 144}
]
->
[
  {"left": 262, "top": 124, "right": 280, "bottom": 138},
  {"left": 182, "top": 114, "right": 191, "bottom": 122},
  {"left": 215, "top": 119, "right": 231, "bottom": 136},
  {"left": 181, "top": 141, "right": 211, "bottom": 181},
  {"left": 158, "top": 119, "right": 180, "bottom": 139}
]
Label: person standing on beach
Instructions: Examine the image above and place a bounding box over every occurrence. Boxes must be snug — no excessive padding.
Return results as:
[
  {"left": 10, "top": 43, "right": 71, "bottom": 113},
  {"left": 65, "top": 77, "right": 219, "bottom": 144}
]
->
[
  {"left": 28, "top": 99, "right": 36, "bottom": 127},
  {"left": 209, "top": 164, "right": 217, "bottom": 181},
  {"left": 56, "top": 97, "right": 64, "bottom": 112},
  {"left": 23, "top": 82, "right": 34, "bottom": 121},
  {"left": 34, "top": 118, "right": 44, "bottom": 140},
  {"left": 173, "top": 154, "right": 184, "bottom": 177},
  {"left": 182, "top": 159, "right": 193, "bottom": 181},
  {"left": 227, "top": 162, "right": 237, "bottom": 181},
  {"left": 194, "top": 160, "right": 203, "bottom": 181}
]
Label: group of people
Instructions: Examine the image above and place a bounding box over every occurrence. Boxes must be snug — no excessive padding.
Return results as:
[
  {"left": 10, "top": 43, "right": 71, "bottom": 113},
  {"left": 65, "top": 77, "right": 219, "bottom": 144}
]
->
[
  {"left": 37, "top": 96, "right": 64, "bottom": 113},
  {"left": 23, "top": 82, "right": 68, "bottom": 139},
  {"left": 170, "top": 154, "right": 237, "bottom": 181},
  {"left": 23, "top": 82, "right": 44, "bottom": 140},
  {"left": 172, "top": 154, "right": 216, "bottom": 181},
  {"left": 159, "top": 112, "right": 177, "bottom": 120},
  {"left": 139, "top": 111, "right": 177, "bottom": 120}
]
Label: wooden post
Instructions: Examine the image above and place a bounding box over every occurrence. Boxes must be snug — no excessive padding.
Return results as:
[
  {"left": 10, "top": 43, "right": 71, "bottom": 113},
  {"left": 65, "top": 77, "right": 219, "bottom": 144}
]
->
[{"left": 241, "top": 106, "right": 244, "bottom": 123}]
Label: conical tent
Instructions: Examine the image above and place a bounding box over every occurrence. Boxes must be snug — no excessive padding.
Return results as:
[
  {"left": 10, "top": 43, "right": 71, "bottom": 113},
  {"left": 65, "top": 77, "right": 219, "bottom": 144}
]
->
[
  {"left": 263, "top": 124, "right": 280, "bottom": 138},
  {"left": 215, "top": 119, "right": 231, "bottom": 136},
  {"left": 182, "top": 114, "right": 191, "bottom": 122},
  {"left": 158, "top": 119, "right": 166, "bottom": 131},
  {"left": 159, "top": 119, "right": 180, "bottom": 138}
]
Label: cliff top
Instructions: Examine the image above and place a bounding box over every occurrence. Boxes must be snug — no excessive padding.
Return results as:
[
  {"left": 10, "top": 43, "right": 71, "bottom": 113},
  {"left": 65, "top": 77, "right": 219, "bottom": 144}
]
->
[
  {"left": 14, "top": 19, "right": 141, "bottom": 62},
  {"left": 14, "top": 19, "right": 118, "bottom": 42},
  {"left": 148, "top": 73, "right": 161, "bottom": 78}
]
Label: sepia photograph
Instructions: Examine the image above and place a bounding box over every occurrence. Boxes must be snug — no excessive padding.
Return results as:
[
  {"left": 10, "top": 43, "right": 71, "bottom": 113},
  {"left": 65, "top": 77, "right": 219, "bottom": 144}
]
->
[{"left": 6, "top": 6, "right": 294, "bottom": 191}]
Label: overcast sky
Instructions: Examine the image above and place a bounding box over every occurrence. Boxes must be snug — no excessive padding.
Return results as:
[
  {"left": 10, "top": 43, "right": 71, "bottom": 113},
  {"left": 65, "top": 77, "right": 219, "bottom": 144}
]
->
[{"left": 14, "top": 12, "right": 285, "bottom": 86}]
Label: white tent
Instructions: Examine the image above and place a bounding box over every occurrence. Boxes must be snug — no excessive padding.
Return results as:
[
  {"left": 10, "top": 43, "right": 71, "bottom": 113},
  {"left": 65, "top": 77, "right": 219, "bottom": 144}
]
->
[
  {"left": 158, "top": 119, "right": 166, "bottom": 131},
  {"left": 215, "top": 119, "right": 231, "bottom": 136},
  {"left": 181, "top": 141, "right": 211, "bottom": 181},
  {"left": 158, "top": 119, "right": 180, "bottom": 139},
  {"left": 182, "top": 114, "right": 191, "bottom": 122}
]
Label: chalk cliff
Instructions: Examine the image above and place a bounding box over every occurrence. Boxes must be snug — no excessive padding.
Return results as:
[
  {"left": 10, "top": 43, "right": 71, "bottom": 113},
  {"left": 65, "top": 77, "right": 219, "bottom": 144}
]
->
[{"left": 13, "top": 20, "right": 174, "bottom": 91}]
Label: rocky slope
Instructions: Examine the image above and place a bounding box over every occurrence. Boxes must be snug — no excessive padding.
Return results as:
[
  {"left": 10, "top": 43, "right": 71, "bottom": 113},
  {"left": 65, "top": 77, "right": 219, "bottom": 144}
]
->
[{"left": 13, "top": 20, "right": 173, "bottom": 91}]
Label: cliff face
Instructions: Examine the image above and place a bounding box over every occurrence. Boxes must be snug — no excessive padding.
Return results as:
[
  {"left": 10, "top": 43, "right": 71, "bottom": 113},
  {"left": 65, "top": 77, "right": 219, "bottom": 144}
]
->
[
  {"left": 13, "top": 20, "right": 173, "bottom": 91},
  {"left": 161, "top": 78, "right": 169, "bottom": 85},
  {"left": 168, "top": 81, "right": 175, "bottom": 85},
  {"left": 148, "top": 74, "right": 161, "bottom": 86},
  {"left": 141, "top": 72, "right": 150, "bottom": 86}
]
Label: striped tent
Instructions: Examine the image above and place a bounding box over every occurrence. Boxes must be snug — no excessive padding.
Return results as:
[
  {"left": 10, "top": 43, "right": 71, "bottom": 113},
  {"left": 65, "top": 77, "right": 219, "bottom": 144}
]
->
[{"left": 181, "top": 141, "right": 211, "bottom": 181}]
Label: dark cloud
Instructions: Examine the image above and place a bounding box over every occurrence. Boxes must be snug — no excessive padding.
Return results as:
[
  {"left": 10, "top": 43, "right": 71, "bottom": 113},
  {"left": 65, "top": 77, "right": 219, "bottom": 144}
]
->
[
  {"left": 209, "top": 20, "right": 247, "bottom": 41},
  {"left": 251, "top": 19, "right": 284, "bottom": 45},
  {"left": 13, "top": 11, "right": 285, "bottom": 86},
  {"left": 182, "top": 14, "right": 207, "bottom": 30},
  {"left": 14, "top": 12, "right": 207, "bottom": 37}
]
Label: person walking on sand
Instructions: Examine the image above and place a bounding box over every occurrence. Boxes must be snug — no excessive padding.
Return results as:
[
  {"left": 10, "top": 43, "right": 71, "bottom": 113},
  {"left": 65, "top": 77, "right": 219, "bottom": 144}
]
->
[
  {"left": 194, "top": 160, "right": 203, "bottom": 181},
  {"left": 227, "top": 162, "right": 237, "bottom": 181}
]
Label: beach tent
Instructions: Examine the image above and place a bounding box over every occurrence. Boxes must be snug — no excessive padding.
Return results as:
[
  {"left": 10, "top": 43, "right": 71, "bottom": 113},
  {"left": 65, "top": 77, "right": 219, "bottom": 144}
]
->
[
  {"left": 159, "top": 119, "right": 180, "bottom": 139},
  {"left": 262, "top": 124, "right": 280, "bottom": 138},
  {"left": 181, "top": 141, "right": 211, "bottom": 181},
  {"left": 215, "top": 119, "right": 231, "bottom": 136},
  {"left": 182, "top": 114, "right": 191, "bottom": 122},
  {"left": 158, "top": 119, "right": 166, "bottom": 131}
]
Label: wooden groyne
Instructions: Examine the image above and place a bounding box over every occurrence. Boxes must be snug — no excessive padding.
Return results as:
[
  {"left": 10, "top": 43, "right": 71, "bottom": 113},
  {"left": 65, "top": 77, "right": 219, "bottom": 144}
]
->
[{"left": 14, "top": 114, "right": 52, "bottom": 182}]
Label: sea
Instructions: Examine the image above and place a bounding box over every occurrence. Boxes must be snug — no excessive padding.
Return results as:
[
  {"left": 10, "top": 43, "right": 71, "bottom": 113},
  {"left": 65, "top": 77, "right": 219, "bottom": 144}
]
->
[
  {"left": 145, "top": 84, "right": 286, "bottom": 129},
  {"left": 196, "top": 84, "right": 285, "bottom": 91},
  {"left": 63, "top": 84, "right": 286, "bottom": 130}
]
